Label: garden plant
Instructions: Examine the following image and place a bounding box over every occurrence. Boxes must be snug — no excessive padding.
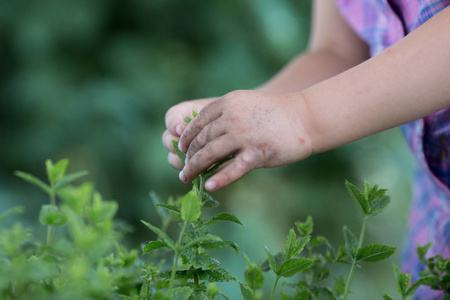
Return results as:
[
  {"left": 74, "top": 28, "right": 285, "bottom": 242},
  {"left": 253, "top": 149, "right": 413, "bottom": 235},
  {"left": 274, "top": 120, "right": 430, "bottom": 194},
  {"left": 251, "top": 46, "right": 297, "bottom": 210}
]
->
[{"left": 0, "top": 113, "right": 448, "bottom": 299}]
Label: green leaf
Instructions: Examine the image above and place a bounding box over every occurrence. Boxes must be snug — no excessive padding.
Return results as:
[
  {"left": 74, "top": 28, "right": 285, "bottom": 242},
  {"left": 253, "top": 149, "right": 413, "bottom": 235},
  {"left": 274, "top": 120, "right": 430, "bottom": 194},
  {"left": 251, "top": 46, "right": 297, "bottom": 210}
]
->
[
  {"left": 343, "top": 226, "right": 358, "bottom": 258},
  {"left": 172, "top": 140, "right": 186, "bottom": 164},
  {"left": 169, "top": 286, "right": 193, "bottom": 300},
  {"left": 382, "top": 294, "right": 393, "bottom": 300},
  {"left": 277, "top": 257, "right": 313, "bottom": 278},
  {"left": 155, "top": 203, "right": 181, "bottom": 214},
  {"left": 143, "top": 241, "right": 169, "bottom": 254},
  {"left": 393, "top": 263, "right": 410, "bottom": 296},
  {"left": 46, "top": 159, "right": 69, "bottom": 185},
  {"left": 345, "top": 181, "right": 369, "bottom": 215},
  {"left": 141, "top": 220, "right": 175, "bottom": 249},
  {"left": 264, "top": 247, "right": 279, "bottom": 274},
  {"left": 239, "top": 282, "right": 254, "bottom": 300},
  {"left": 185, "top": 116, "right": 192, "bottom": 124},
  {"left": 200, "top": 241, "right": 240, "bottom": 254},
  {"left": 54, "top": 171, "right": 89, "bottom": 190},
  {"left": 416, "top": 242, "right": 432, "bottom": 262},
  {"left": 311, "top": 236, "right": 327, "bottom": 247},
  {"left": 205, "top": 212, "right": 243, "bottom": 227},
  {"left": 39, "top": 205, "right": 67, "bottom": 226},
  {"left": 356, "top": 244, "right": 396, "bottom": 263},
  {"left": 295, "top": 216, "right": 313, "bottom": 236},
  {"left": 182, "top": 234, "right": 222, "bottom": 250},
  {"left": 0, "top": 206, "right": 25, "bottom": 224},
  {"left": 369, "top": 195, "right": 390, "bottom": 216},
  {"left": 284, "top": 229, "right": 310, "bottom": 260},
  {"left": 14, "top": 171, "right": 51, "bottom": 195},
  {"left": 181, "top": 248, "right": 221, "bottom": 269},
  {"left": 333, "top": 276, "right": 346, "bottom": 296},
  {"left": 202, "top": 193, "right": 220, "bottom": 208},
  {"left": 181, "top": 190, "right": 201, "bottom": 222},
  {"left": 245, "top": 265, "right": 264, "bottom": 289},
  {"left": 197, "top": 268, "right": 237, "bottom": 282},
  {"left": 406, "top": 276, "right": 435, "bottom": 296},
  {"left": 192, "top": 110, "right": 198, "bottom": 117}
]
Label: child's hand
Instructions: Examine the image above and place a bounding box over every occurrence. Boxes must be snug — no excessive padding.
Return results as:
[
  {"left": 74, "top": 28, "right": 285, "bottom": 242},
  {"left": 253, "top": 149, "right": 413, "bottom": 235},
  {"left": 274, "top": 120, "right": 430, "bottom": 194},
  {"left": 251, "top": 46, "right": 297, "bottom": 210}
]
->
[
  {"left": 178, "top": 90, "right": 313, "bottom": 191},
  {"left": 162, "top": 98, "right": 214, "bottom": 169}
]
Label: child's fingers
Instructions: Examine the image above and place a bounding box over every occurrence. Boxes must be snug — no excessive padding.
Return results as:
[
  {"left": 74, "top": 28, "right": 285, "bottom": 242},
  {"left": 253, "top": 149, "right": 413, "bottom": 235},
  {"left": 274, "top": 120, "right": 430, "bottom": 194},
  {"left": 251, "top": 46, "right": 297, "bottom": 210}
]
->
[
  {"left": 203, "top": 150, "right": 260, "bottom": 191},
  {"left": 185, "top": 120, "right": 226, "bottom": 162},
  {"left": 178, "top": 100, "right": 223, "bottom": 153},
  {"left": 180, "top": 134, "right": 239, "bottom": 183},
  {"left": 162, "top": 130, "right": 180, "bottom": 152},
  {"left": 168, "top": 152, "right": 184, "bottom": 170},
  {"left": 165, "top": 107, "right": 188, "bottom": 136}
]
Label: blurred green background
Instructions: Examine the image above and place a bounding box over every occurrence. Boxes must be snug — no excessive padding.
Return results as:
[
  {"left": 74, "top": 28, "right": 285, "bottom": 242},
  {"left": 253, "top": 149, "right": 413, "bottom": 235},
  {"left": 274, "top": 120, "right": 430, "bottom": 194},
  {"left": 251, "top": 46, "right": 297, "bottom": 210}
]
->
[{"left": 0, "top": 0, "right": 416, "bottom": 298}]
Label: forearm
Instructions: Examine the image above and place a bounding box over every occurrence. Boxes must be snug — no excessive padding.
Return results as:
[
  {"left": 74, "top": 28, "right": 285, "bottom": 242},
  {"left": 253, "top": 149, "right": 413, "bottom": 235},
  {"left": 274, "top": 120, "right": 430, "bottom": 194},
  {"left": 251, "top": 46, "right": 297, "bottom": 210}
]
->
[
  {"left": 257, "top": 48, "right": 364, "bottom": 93},
  {"left": 301, "top": 7, "right": 450, "bottom": 154}
]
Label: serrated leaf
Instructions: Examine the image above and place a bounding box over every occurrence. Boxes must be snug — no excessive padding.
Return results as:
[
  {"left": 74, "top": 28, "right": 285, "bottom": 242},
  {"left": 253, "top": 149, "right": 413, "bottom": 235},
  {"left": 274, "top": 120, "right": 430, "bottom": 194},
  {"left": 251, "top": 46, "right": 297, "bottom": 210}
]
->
[
  {"left": 39, "top": 205, "right": 67, "bottom": 226},
  {"left": 172, "top": 140, "right": 186, "bottom": 164},
  {"left": 205, "top": 212, "right": 243, "bottom": 227},
  {"left": 55, "top": 171, "right": 89, "bottom": 190},
  {"left": 0, "top": 206, "right": 25, "bottom": 224},
  {"left": 202, "top": 193, "right": 220, "bottom": 208},
  {"left": 311, "top": 236, "right": 327, "bottom": 247},
  {"left": 343, "top": 226, "right": 358, "bottom": 258},
  {"left": 197, "top": 268, "right": 236, "bottom": 282},
  {"left": 295, "top": 216, "right": 313, "bottom": 236},
  {"left": 382, "top": 294, "right": 393, "bottom": 300},
  {"left": 143, "top": 241, "right": 169, "bottom": 254},
  {"left": 169, "top": 286, "right": 193, "bottom": 300},
  {"left": 264, "top": 247, "right": 279, "bottom": 274},
  {"left": 185, "top": 116, "right": 192, "bottom": 124},
  {"left": 245, "top": 265, "right": 264, "bottom": 289},
  {"left": 181, "top": 190, "right": 201, "bottom": 222},
  {"left": 416, "top": 242, "right": 432, "bottom": 262},
  {"left": 278, "top": 257, "right": 313, "bottom": 278},
  {"left": 357, "top": 244, "right": 396, "bottom": 263},
  {"left": 333, "top": 276, "right": 346, "bottom": 296},
  {"left": 239, "top": 282, "right": 253, "bottom": 300},
  {"left": 192, "top": 110, "right": 198, "bottom": 117},
  {"left": 345, "top": 181, "right": 369, "bottom": 215},
  {"left": 405, "top": 276, "right": 435, "bottom": 296},
  {"left": 14, "top": 171, "right": 51, "bottom": 195},
  {"left": 182, "top": 234, "right": 222, "bottom": 251},
  {"left": 141, "top": 220, "right": 175, "bottom": 249},
  {"left": 200, "top": 241, "right": 239, "bottom": 254},
  {"left": 155, "top": 203, "right": 181, "bottom": 214},
  {"left": 369, "top": 195, "right": 391, "bottom": 216},
  {"left": 393, "top": 263, "right": 410, "bottom": 295},
  {"left": 46, "top": 159, "right": 69, "bottom": 185},
  {"left": 284, "top": 229, "right": 297, "bottom": 260},
  {"left": 181, "top": 248, "right": 220, "bottom": 269}
]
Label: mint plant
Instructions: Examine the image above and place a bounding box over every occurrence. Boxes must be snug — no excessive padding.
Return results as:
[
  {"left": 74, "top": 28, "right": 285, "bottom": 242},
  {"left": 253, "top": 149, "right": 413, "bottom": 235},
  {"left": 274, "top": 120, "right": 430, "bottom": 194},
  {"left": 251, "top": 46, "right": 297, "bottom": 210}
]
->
[
  {"left": 1, "top": 159, "right": 140, "bottom": 300},
  {"left": 1, "top": 125, "right": 447, "bottom": 299}
]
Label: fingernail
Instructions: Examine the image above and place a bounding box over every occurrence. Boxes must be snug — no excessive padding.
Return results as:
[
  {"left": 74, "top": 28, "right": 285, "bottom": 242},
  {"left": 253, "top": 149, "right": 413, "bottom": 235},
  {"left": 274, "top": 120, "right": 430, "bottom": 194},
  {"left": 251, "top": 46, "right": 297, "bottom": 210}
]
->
[
  {"left": 178, "top": 141, "right": 184, "bottom": 152},
  {"left": 179, "top": 170, "right": 187, "bottom": 183},
  {"left": 185, "top": 156, "right": 189, "bottom": 165},
  {"left": 176, "top": 124, "right": 182, "bottom": 136},
  {"left": 205, "top": 180, "right": 217, "bottom": 191}
]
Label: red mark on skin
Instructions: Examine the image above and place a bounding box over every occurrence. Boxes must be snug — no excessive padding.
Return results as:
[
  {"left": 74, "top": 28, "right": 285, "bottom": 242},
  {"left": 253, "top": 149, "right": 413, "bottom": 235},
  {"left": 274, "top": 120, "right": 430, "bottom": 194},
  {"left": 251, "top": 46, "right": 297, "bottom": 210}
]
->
[{"left": 298, "top": 137, "right": 305, "bottom": 144}]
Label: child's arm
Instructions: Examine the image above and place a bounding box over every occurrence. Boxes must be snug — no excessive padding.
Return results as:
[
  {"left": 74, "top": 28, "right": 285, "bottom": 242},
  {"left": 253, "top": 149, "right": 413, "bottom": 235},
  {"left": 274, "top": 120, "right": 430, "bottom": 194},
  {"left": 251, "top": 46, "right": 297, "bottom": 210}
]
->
[
  {"left": 163, "top": 0, "right": 368, "bottom": 170},
  {"left": 178, "top": 5, "right": 450, "bottom": 191}
]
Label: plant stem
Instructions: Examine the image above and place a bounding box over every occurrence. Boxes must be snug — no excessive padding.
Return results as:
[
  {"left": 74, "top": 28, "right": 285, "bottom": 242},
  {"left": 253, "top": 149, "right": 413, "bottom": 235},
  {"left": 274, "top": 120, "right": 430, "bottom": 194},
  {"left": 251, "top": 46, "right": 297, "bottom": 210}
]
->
[
  {"left": 343, "top": 216, "right": 369, "bottom": 300},
  {"left": 168, "top": 220, "right": 188, "bottom": 294},
  {"left": 269, "top": 276, "right": 280, "bottom": 300},
  {"left": 47, "top": 188, "right": 56, "bottom": 246}
]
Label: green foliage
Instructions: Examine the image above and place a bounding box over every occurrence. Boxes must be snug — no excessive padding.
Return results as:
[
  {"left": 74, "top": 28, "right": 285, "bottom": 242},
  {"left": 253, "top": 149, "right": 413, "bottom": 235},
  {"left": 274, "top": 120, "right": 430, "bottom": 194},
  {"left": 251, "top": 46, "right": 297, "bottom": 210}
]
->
[{"left": 2, "top": 158, "right": 447, "bottom": 299}]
